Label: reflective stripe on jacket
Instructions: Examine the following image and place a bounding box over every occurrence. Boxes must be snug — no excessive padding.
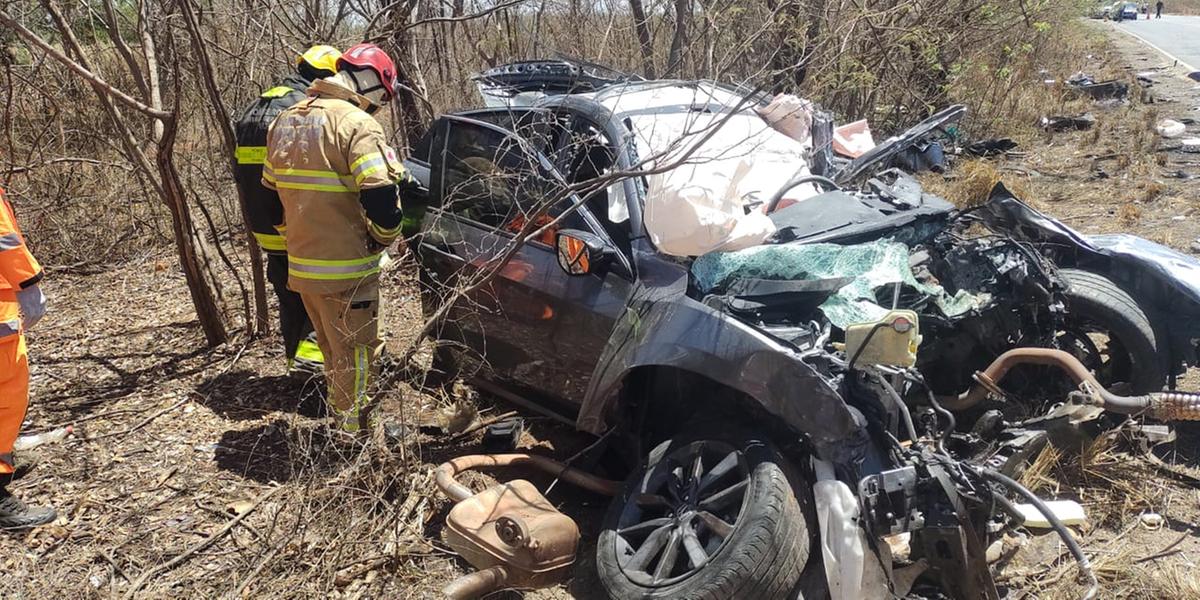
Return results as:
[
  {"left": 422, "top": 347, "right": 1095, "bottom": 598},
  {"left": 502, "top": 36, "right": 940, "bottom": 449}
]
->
[
  {"left": 264, "top": 78, "right": 407, "bottom": 294},
  {"left": 234, "top": 74, "right": 311, "bottom": 254},
  {"left": 0, "top": 188, "right": 41, "bottom": 339}
]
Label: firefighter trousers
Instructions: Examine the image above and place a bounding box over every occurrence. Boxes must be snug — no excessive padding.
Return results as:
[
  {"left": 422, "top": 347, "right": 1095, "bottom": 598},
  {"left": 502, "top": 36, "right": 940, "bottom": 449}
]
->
[
  {"left": 0, "top": 292, "right": 28, "bottom": 475},
  {"left": 266, "top": 253, "right": 322, "bottom": 371},
  {"left": 300, "top": 281, "right": 381, "bottom": 432}
]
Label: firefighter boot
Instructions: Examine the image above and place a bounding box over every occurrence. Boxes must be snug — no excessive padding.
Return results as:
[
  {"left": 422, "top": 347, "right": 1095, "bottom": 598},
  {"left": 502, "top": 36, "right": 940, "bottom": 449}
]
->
[{"left": 0, "top": 485, "right": 56, "bottom": 529}]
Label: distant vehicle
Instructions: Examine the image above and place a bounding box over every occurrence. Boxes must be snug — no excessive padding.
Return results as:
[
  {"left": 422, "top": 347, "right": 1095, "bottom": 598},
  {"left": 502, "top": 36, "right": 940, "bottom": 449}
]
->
[
  {"left": 1094, "top": 2, "right": 1118, "bottom": 18},
  {"left": 1116, "top": 1, "right": 1140, "bottom": 20}
]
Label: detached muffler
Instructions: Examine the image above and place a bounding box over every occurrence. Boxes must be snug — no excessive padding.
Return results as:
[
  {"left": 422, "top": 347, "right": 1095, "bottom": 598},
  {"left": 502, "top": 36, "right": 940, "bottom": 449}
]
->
[
  {"left": 941, "top": 347, "right": 1200, "bottom": 420},
  {"left": 435, "top": 454, "right": 620, "bottom": 599}
]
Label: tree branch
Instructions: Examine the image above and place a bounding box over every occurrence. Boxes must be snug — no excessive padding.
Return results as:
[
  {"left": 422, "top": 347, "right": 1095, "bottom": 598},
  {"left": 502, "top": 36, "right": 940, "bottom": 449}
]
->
[{"left": 0, "top": 8, "right": 171, "bottom": 120}]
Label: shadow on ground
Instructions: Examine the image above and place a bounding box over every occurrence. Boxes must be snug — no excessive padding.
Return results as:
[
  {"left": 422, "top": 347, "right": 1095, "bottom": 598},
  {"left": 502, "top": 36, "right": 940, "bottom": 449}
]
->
[{"left": 195, "top": 369, "right": 327, "bottom": 420}]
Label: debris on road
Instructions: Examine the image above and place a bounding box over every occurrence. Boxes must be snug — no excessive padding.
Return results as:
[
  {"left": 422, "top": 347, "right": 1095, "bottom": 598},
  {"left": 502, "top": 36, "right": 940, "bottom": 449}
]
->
[
  {"left": 1140, "top": 512, "right": 1165, "bottom": 530},
  {"left": 1067, "top": 73, "right": 1130, "bottom": 101},
  {"left": 1157, "top": 118, "right": 1187, "bottom": 138},
  {"left": 1041, "top": 113, "right": 1096, "bottom": 131},
  {"left": 435, "top": 454, "right": 619, "bottom": 599}
]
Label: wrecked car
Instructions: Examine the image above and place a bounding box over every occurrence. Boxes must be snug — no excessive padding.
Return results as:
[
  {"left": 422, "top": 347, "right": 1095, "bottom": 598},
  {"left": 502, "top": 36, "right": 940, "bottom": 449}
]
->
[{"left": 402, "top": 60, "right": 1200, "bottom": 599}]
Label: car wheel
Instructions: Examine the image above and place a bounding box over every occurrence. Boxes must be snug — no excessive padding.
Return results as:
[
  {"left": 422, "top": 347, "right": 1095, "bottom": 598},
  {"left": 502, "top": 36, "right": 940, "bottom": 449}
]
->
[
  {"left": 596, "top": 427, "right": 815, "bottom": 600},
  {"left": 1059, "top": 268, "right": 1165, "bottom": 393}
]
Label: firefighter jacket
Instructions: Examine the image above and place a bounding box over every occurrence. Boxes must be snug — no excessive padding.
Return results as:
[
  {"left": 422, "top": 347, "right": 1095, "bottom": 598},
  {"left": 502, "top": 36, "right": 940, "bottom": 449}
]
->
[
  {"left": 263, "top": 78, "right": 408, "bottom": 295},
  {"left": 234, "top": 74, "right": 312, "bottom": 254},
  {"left": 0, "top": 187, "right": 42, "bottom": 338}
]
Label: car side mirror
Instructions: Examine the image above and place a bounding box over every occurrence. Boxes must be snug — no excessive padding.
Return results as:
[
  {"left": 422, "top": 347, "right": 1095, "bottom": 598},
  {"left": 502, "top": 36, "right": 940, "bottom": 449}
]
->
[{"left": 555, "top": 229, "right": 616, "bottom": 276}]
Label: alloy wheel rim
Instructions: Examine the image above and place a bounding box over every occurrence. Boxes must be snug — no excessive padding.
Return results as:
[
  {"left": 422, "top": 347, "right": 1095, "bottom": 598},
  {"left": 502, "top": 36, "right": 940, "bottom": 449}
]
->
[{"left": 613, "top": 440, "right": 750, "bottom": 587}]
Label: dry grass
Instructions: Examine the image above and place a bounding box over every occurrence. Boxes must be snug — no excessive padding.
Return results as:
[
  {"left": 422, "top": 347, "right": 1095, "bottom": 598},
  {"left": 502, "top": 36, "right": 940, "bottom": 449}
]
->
[{"left": 1021, "top": 434, "right": 1169, "bottom": 528}]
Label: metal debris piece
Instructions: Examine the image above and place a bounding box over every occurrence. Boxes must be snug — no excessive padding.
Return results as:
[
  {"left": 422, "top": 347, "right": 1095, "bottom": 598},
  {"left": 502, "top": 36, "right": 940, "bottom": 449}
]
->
[{"left": 1041, "top": 114, "right": 1095, "bottom": 132}]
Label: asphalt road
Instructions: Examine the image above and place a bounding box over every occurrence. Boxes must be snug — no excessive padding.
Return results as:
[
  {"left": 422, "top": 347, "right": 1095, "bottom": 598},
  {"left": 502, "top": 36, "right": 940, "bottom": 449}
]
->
[{"left": 1116, "top": 14, "right": 1200, "bottom": 71}]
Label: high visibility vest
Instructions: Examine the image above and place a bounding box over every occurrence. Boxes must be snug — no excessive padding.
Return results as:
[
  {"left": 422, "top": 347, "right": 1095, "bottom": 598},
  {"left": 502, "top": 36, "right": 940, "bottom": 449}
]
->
[
  {"left": 0, "top": 187, "right": 42, "bottom": 339},
  {"left": 233, "top": 75, "right": 311, "bottom": 254}
]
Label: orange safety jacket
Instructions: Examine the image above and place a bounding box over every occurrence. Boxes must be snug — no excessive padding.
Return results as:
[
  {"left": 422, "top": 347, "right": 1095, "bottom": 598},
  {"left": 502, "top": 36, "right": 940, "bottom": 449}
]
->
[{"left": 0, "top": 187, "right": 42, "bottom": 338}]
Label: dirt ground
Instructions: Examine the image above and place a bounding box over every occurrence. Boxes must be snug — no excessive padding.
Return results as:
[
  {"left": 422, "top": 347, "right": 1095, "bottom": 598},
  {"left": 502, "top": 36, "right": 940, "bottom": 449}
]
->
[{"left": 3, "top": 20, "right": 1200, "bottom": 600}]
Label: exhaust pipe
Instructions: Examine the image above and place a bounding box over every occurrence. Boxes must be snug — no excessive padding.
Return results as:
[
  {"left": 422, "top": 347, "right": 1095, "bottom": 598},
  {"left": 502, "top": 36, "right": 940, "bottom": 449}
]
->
[
  {"left": 939, "top": 348, "right": 1200, "bottom": 420},
  {"left": 435, "top": 453, "right": 622, "bottom": 502},
  {"left": 443, "top": 566, "right": 509, "bottom": 600}
]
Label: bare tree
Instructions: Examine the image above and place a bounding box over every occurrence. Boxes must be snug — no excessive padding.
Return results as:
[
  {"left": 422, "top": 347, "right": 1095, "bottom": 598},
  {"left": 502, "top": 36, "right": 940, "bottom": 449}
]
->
[
  {"left": 0, "top": 3, "right": 230, "bottom": 345},
  {"left": 666, "top": 0, "right": 691, "bottom": 76},
  {"left": 629, "top": 0, "right": 656, "bottom": 77}
]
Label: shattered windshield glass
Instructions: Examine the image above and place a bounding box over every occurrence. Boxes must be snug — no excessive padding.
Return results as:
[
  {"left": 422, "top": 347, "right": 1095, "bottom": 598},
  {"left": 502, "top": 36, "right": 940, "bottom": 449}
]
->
[{"left": 692, "top": 240, "right": 988, "bottom": 328}]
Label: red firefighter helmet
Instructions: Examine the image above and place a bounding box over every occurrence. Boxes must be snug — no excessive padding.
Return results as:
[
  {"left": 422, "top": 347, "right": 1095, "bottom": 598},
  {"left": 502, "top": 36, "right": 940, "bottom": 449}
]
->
[{"left": 337, "top": 43, "right": 398, "bottom": 101}]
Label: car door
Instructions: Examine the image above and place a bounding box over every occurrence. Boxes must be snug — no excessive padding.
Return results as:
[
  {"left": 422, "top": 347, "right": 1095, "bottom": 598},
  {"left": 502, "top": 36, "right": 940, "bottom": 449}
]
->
[{"left": 418, "top": 114, "right": 632, "bottom": 409}]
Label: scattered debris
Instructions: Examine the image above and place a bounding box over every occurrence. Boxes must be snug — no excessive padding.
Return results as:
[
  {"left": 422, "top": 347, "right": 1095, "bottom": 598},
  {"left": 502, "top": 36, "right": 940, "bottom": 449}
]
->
[
  {"left": 833, "top": 119, "right": 876, "bottom": 158},
  {"left": 435, "top": 454, "right": 619, "bottom": 598},
  {"left": 1140, "top": 512, "right": 1165, "bottom": 530},
  {"left": 1041, "top": 113, "right": 1095, "bottom": 131},
  {"left": 964, "top": 138, "right": 1018, "bottom": 157},
  {"left": 1015, "top": 499, "right": 1087, "bottom": 529},
  {"left": 1157, "top": 119, "right": 1187, "bottom": 138},
  {"left": 13, "top": 425, "right": 72, "bottom": 451},
  {"left": 1181, "top": 138, "right": 1200, "bottom": 153},
  {"left": 1187, "top": 71, "right": 1200, "bottom": 82},
  {"left": 1066, "top": 71, "right": 1095, "bottom": 87},
  {"left": 1067, "top": 76, "right": 1129, "bottom": 101},
  {"left": 892, "top": 141, "right": 947, "bottom": 174},
  {"left": 481, "top": 417, "right": 525, "bottom": 451}
]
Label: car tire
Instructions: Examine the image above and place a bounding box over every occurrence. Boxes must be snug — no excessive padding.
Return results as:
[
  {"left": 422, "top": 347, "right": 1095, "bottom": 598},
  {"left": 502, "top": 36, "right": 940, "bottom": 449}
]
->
[
  {"left": 596, "top": 427, "right": 815, "bottom": 600},
  {"left": 1059, "top": 268, "right": 1165, "bottom": 393}
]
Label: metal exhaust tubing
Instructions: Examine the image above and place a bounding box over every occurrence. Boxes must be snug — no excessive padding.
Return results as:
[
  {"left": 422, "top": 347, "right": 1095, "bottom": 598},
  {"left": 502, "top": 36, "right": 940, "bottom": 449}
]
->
[{"left": 938, "top": 347, "right": 1200, "bottom": 420}]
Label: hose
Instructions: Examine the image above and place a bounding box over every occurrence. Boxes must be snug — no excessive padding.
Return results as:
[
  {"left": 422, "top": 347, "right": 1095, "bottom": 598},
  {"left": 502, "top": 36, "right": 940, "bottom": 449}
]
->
[
  {"left": 978, "top": 469, "right": 1098, "bottom": 600},
  {"left": 434, "top": 453, "right": 623, "bottom": 502},
  {"left": 764, "top": 174, "right": 841, "bottom": 213},
  {"left": 442, "top": 565, "right": 508, "bottom": 600},
  {"left": 937, "top": 348, "right": 1200, "bottom": 420}
]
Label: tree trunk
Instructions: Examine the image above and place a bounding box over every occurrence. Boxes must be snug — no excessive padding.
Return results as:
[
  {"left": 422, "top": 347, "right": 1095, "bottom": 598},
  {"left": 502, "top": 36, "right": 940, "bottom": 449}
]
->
[
  {"left": 766, "top": 0, "right": 815, "bottom": 92},
  {"left": 666, "top": 0, "right": 690, "bottom": 77},
  {"left": 180, "top": 0, "right": 268, "bottom": 336},
  {"left": 10, "top": 1, "right": 230, "bottom": 346},
  {"left": 385, "top": 0, "right": 431, "bottom": 147},
  {"left": 628, "top": 0, "right": 656, "bottom": 78}
]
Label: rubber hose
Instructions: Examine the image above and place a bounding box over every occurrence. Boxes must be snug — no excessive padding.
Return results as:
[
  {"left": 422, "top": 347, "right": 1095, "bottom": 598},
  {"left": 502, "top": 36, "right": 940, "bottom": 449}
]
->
[
  {"left": 979, "top": 469, "right": 1098, "bottom": 600},
  {"left": 435, "top": 453, "right": 623, "bottom": 502}
]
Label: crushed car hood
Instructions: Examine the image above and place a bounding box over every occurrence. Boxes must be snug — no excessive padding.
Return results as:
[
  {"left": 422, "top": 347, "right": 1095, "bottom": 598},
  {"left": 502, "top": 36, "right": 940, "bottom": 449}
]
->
[{"left": 977, "top": 184, "right": 1200, "bottom": 305}]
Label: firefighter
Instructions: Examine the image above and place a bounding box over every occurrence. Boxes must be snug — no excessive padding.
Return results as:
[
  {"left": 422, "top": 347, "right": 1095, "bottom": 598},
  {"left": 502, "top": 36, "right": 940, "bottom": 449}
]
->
[
  {"left": 234, "top": 45, "right": 341, "bottom": 376},
  {"left": 263, "top": 43, "right": 411, "bottom": 433},
  {"left": 0, "top": 185, "right": 55, "bottom": 528}
]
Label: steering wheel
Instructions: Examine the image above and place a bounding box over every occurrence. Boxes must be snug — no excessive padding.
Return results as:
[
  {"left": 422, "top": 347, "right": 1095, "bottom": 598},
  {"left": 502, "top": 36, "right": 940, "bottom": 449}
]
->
[{"left": 764, "top": 175, "right": 841, "bottom": 214}]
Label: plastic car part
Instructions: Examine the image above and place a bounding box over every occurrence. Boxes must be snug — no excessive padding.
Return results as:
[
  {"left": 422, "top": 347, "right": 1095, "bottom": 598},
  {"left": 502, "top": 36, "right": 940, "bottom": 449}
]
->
[
  {"left": 844, "top": 310, "right": 921, "bottom": 368},
  {"left": 482, "top": 417, "right": 525, "bottom": 451}
]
